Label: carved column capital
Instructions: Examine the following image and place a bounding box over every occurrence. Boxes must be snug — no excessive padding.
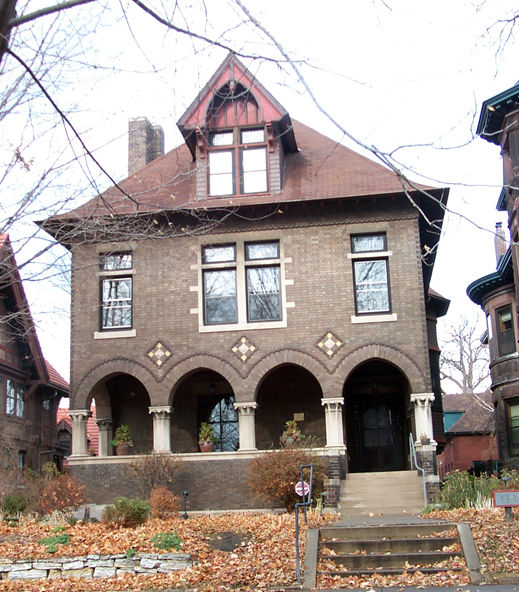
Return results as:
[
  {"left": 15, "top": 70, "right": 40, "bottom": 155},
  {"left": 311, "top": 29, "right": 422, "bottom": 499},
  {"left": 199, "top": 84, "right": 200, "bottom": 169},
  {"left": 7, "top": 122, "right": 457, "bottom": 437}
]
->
[
  {"left": 148, "top": 405, "right": 172, "bottom": 418},
  {"left": 69, "top": 409, "right": 91, "bottom": 421},
  {"left": 410, "top": 393, "right": 435, "bottom": 408},
  {"left": 95, "top": 418, "right": 113, "bottom": 430},
  {"left": 234, "top": 402, "right": 257, "bottom": 416},
  {"left": 321, "top": 397, "right": 344, "bottom": 411}
]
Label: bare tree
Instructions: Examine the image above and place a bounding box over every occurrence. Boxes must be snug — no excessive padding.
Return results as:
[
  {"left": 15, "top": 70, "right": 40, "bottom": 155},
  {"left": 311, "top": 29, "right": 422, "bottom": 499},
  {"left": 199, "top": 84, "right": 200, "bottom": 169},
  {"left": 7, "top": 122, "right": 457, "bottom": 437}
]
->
[{"left": 440, "top": 317, "right": 491, "bottom": 394}]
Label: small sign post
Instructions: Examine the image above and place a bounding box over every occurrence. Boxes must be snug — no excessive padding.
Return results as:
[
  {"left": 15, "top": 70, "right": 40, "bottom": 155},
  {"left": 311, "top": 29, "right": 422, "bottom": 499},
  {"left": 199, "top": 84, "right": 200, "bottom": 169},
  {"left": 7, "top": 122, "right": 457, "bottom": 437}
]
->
[{"left": 493, "top": 490, "right": 519, "bottom": 522}]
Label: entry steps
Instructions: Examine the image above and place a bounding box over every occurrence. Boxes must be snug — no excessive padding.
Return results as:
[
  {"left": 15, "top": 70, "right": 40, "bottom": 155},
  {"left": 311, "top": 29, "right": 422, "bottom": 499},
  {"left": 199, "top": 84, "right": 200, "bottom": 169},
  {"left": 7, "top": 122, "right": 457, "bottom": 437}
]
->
[
  {"left": 303, "top": 522, "right": 481, "bottom": 587},
  {"left": 338, "top": 470, "right": 425, "bottom": 518}
]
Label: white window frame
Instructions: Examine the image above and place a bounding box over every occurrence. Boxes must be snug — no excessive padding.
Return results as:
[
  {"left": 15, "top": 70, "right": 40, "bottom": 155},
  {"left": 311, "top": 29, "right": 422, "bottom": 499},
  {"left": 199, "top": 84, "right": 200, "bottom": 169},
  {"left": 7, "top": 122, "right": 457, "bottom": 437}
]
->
[
  {"left": 193, "top": 238, "right": 290, "bottom": 333},
  {"left": 98, "top": 252, "right": 133, "bottom": 332}
]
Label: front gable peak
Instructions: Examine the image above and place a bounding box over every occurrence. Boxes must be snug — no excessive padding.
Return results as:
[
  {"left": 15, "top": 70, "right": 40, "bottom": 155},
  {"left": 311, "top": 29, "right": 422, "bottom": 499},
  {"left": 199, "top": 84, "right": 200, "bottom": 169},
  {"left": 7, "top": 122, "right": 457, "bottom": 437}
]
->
[{"left": 177, "top": 53, "right": 296, "bottom": 158}]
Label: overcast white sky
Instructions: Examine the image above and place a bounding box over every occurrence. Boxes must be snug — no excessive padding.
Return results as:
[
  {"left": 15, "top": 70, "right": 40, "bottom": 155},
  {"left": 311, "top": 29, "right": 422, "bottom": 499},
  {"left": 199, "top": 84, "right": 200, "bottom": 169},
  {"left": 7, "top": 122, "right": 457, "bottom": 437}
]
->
[{"left": 6, "top": 0, "right": 519, "bottom": 382}]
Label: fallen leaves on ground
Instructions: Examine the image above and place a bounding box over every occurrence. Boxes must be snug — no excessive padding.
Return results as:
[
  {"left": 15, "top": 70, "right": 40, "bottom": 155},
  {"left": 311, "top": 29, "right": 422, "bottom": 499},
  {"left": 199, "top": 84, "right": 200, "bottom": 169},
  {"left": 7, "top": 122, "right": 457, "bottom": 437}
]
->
[{"left": 0, "top": 508, "right": 517, "bottom": 590}]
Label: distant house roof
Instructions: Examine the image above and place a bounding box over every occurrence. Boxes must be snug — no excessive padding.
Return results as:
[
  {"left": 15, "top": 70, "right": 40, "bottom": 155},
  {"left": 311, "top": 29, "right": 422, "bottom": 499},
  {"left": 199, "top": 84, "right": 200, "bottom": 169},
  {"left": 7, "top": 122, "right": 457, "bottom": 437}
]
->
[
  {"left": 442, "top": 392, "right": 495, "bottom": 435},
  {"left": 467, "top": 248, "right": 513, "bottom": 306},
  {"left": 0, "top": 234, "right": 69, "bottom": 394}
]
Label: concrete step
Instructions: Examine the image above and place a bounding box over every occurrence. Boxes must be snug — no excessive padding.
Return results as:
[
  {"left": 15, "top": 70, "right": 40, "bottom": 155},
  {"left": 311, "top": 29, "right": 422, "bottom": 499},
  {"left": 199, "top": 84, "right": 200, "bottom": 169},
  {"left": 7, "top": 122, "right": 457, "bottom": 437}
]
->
[
  {"left": 319, "top": 550, "right": 461, "bottom": 569},
  {"left": 322, "top": 535, "right": 458, "bottom": 554},
  {"left": 320, "top": 523, "right": 457, "bottom": 540}
]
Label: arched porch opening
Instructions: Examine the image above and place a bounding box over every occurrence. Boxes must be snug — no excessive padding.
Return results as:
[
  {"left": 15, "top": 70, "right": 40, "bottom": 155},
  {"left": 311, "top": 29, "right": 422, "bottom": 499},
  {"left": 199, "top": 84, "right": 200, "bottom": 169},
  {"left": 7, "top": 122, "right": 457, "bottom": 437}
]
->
[
  {"left": 343, "top": 360, "right": 411, "bottom": 473},
  {"left": 256, "top": 364, "right": 324, "bottom": 449},
  {"left": 103, "top": 374, "right": 152, "bottom": 453},
  {"left": 170, "top": 369, "right": 237, "bottom": 452}
]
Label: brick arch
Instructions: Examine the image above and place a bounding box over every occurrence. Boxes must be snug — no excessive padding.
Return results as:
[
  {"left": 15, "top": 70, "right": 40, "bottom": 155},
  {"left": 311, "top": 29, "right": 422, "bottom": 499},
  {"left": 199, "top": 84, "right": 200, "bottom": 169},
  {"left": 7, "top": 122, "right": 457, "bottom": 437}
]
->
[
  {"left": 334, "top": 343, "right": 426, "bottom": 394},
  {"left": 247, "top": 349, "right": 330, "bottom": 400},
  {"left": 164, "top": 355, "right": 245, "bottom": 404},
  {"left": 72, "top": 358, "right": 160, "bottom": 409}
]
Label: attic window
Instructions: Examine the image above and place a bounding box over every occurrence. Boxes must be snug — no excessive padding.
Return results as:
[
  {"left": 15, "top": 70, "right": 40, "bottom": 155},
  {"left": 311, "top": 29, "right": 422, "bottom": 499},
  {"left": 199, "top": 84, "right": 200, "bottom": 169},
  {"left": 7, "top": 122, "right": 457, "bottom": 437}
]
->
[{"left": 208, "top": 128, "right": 268, "bottom": 196}]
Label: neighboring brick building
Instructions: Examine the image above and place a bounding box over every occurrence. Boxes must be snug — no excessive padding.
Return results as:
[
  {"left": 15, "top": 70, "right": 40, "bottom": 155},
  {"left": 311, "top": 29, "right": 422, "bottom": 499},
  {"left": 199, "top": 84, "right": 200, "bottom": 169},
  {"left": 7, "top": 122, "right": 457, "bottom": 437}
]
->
[
  {"left": 468, "top": 81, "right": 519, "bottom": 471},
  {"left": 437, "top": 392, "right": 497, "bottom": 479},
  {"left": 40, "top": 53, "right": 449, "bottom": 509},
  {"left": 0, "top": 234, "right": 69, "bottom": 473}
]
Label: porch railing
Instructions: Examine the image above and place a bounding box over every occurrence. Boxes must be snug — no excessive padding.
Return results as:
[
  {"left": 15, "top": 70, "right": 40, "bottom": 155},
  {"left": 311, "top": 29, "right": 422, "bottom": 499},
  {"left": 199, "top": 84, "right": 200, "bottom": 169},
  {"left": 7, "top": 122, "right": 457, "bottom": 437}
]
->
[{"left": 409, "top": 433, "right": 427, "bottom": 506}]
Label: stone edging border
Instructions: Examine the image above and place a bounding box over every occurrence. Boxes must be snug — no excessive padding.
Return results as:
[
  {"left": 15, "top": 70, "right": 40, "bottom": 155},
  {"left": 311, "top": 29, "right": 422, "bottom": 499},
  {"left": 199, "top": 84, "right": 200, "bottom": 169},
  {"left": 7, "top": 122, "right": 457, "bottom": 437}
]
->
[{"left": 0, "top": 552, "right": 192, "bottom": 581}]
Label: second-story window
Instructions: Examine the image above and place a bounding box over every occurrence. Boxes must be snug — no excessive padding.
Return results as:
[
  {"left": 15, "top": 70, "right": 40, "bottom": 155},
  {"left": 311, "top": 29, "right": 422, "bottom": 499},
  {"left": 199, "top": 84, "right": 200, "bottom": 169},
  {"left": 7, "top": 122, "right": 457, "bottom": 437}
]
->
[
  {"left": 99, "top": 252, "right": 133, "bottom": 330},
  {"left": 351, "top": 233, "right": 391, "bottom": 314},
  {"left": 496, "top": 305, "right": 515, "bottom": 357},
  {"left": 202, "top": 240, "right": 281, "bottom": 326},
  {"left": 208, "top": 128, "right": 268, "bottom": 196},
  {"left": 6, "top": 379, "right": 24, "bottom": 418}
]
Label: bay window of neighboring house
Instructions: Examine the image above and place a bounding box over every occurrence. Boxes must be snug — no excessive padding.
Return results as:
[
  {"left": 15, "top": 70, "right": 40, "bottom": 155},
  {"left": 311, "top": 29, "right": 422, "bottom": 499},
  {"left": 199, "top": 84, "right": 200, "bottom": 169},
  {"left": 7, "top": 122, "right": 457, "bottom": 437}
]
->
[
  {"left": 6, "top": 379, "right": 24, "bottom": 418},
  {"left": 208, "top": 127, "right": 268, "bottom": 196},
  {"left": 508, "top": 397, "right": 519, "bottom": 456},
  {"left": 496, "top": 304, "right": 516, "bottom": 357},
  {"left": 99, "top": 252, "right": 133, "bottom": 330},
  {"left": 202, "top": 240, "right": 281, "bottom": 327},
  {"left": 351, "top": 233, "right": 391, "bottom": 314}
]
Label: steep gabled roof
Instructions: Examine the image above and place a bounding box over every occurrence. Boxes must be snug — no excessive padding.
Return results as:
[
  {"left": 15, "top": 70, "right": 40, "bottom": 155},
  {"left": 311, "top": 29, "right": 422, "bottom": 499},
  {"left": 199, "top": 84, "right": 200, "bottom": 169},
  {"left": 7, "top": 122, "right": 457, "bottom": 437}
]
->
[
  {"left": 41, "top": 120, "right": 443, "bottom": 224},
  {"left": 0, "top": 234, "right": 68, "bottom": 393},
  {"left": 443, "top": 392, "right": 495, "bottom": 435}
]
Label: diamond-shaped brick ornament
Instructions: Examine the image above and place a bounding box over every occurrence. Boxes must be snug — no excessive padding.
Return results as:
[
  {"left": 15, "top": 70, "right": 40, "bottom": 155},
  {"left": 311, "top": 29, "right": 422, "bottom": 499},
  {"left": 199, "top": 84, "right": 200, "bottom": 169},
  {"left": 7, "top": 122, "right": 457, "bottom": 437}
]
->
[
  {"left": 147, "top": 342, "right": 172, "bottom": 367},
  {"left": 231, "top": 336, "right": 257, "bottom": 363},
  {"left": 316, "top": 331, "right": 343, "bottom": 358}
]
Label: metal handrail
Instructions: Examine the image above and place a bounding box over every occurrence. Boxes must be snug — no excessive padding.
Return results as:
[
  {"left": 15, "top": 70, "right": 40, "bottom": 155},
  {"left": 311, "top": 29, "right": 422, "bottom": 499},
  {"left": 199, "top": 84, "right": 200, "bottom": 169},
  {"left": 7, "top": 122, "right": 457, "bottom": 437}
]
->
[
  {"left": 295, "top": 463, "right": 313, "bottom": 585},
  {"left": 409, "top": 433, "right": 427, "bottom": 506}
]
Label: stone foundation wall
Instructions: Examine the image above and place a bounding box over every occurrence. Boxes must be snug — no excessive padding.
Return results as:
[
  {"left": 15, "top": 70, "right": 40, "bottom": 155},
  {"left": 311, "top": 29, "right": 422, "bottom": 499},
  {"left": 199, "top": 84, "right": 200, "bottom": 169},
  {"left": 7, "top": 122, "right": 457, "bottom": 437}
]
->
[{"left": 0, "top": 552, "right": 191, "bottom": 581}]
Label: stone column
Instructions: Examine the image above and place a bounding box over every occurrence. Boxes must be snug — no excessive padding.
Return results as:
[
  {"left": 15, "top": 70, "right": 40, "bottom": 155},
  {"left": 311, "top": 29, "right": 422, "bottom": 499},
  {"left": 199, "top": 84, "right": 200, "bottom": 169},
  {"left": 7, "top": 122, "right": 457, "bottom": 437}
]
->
[
  {"left": 321, "top": 397, "right": 345, "bottom": 448},
  {"left": 69, "top": 409, "right": 91, "bottom": 457},
  {"left": 410, "top": 393, "right": 436, "bottom": 445},
  {"left": 96, "top": 419, "right": 113, "bottom": 457},
  {"left": 149, "top": 406, "right": 172, "bottom": 453},
  {"left": 234, "top": 402, "right": 257, "bottom": 451}
]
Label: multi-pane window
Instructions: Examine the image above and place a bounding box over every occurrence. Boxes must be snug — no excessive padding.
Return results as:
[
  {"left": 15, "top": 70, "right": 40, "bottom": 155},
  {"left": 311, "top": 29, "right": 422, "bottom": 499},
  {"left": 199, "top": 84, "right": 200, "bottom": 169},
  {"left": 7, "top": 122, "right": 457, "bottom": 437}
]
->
[
  {"left": 202, "top": 240, "right": 281, "bottom": 326},
  {"left": 208, "top": 128, "right": 268, "bottom": 196},
  {"left": 208, "top": 395, "right": 239, "bottom": 452},
  {"left": 6, "top": 380, "right": 24, "bottom": 418},
  {"left": 496, "top": 305, "right": 515, "bottom": 357},
  {"left": 351, "top": 233, "right": 391, "bottom": 314},
  {"left": 508, "top": 398, "right": 519, "bottom": 456},
  {"left": 99, "top": 253, "right": 132, "bottom": 330}
]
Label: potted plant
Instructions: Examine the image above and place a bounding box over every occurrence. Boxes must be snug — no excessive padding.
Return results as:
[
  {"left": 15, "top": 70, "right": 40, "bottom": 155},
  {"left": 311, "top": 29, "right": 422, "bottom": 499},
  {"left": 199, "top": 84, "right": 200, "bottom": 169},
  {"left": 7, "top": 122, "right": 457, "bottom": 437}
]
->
[
  {"left": 279, "top": 420, "right": 303, "bottom": 448},
  {"left": 198, "top": 422, "right": 217, "bottom": 452},
  {"left": 111, "top": 424, "right": 133, "bottom": 455}
]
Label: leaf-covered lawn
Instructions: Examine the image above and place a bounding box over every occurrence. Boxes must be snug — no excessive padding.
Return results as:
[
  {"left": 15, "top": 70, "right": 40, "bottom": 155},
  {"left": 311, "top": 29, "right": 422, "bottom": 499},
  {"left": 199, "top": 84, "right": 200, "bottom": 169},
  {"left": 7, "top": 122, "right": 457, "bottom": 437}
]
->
[{"left": 0, "top": 508, "right": 517, "bottom": 590}]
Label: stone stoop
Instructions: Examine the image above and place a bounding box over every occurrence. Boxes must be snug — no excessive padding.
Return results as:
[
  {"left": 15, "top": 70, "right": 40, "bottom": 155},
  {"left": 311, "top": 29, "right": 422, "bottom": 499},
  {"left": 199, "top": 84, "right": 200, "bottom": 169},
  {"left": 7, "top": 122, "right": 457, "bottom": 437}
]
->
[
  {"left": 338, "top": 470, "right": 425, "bottom": 518},
  {"left": 303, "top": 522, "right": 482, "bottom": 588}
]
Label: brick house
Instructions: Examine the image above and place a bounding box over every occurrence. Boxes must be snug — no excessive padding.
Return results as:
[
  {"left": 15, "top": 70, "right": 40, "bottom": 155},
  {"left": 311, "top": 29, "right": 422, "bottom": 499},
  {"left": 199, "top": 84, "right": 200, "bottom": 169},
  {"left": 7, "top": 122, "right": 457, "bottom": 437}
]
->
[
  {"left": 0, "top": 234, "right": 69, "bottom": 473},
  {"left": 437, "top": 392, "right": 497, "bottom": 479},
  {"left": 468, "top": 81, "right": 519, "bottom": 470},
  {"left": 40, "top": 53, "right": 449, "bottom": 509}
]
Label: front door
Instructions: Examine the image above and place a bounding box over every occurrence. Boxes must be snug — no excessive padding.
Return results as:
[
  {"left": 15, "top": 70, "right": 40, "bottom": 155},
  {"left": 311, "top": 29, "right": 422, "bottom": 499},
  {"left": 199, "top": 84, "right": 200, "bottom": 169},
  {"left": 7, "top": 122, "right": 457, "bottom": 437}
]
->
[{"left": 347, "top": 395, "right": 405, "bottom": 472}]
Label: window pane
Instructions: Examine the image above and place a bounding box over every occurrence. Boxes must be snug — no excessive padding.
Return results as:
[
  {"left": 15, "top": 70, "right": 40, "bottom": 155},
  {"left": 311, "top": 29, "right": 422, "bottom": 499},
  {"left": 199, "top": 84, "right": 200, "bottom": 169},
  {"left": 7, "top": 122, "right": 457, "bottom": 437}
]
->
[
  {"left": 6, "top": 380, "right": 15, "bottom": 415},
  {"left": 354, "top": 259, "right": 390, "bottom": 313},
  {"left": 241, "top": 128, "right": 265, "bottom": 144},
  {"left": 209, "top": 131, "right": 233, "bottom": 146},
  {"left": 101, "top": 253, "right": 132, "bottom": 271},
  {"left": 247, "top": 266, "right": 281, "bottom": 321},
  {"left": 497, "top": 305, "right": 515, "bottom": 356},
  {"left": 209, "top": 150, "right": 233, "bottom": 173},
  {"left": 209, "top": 150, "right": 234, "bottom": 195},
  {"left": 241, "top": 147, "right": 267, "bottom": 193},
  {"left": 16, "top": 386, "right": 24, "bottom": 418},
  {"left": 209, "top": 396, "right": 239, "bottom": 451},
  {"left": 202, "top": 245, "right": 236, "bottom": 264},
  {"left": 509, "top": 400, "right": 519, "bottom": 454},
  {"left": 352, "top": 234, "right": 386, "bottom": 253},
  {"left": 102, "top": 278, "right": 132, "bottom": 328},
  {"left": 246, "top": 241, "right": 279, "bottom": 260},
  {"left": 203, "top": 269, "right": 237, "bottom": 324}
]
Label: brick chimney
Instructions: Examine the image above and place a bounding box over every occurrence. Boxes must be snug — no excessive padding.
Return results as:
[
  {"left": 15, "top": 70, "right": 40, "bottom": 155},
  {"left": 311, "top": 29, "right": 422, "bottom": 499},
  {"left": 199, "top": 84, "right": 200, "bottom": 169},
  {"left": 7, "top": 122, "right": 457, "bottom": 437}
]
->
[
  {"left": 495, "top": 221, "right": 507, "bottom": 266},
  {"left": 128, "top": 117, "right": 165, "bottom": 176}
]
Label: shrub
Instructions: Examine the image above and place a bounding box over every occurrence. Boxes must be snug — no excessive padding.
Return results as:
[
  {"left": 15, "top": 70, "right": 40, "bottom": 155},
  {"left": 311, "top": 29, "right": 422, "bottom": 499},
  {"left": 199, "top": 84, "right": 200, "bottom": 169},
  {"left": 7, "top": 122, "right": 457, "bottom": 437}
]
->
[
  {"left": 102, "top": 496, "right": 150, "bottom": 527},
  {"left": 438, "top": 470, "right": 501, "bottom": 509},
  {"left": 125, "top": 453, "right": 184, "bottom": 497},
  {"left": 37, "top": 474, "right": 87, "bottom": 515},
  {"left": 248, "top": 448, "right": 326, "bottom": 511},
  {"left": 38, "top": 532, "right": 71, "bottom": 553},
  {"left": 2, "top": 494, "right": 27, "bottom": 515},
  {"left": 149, "top": 486, "right": 180, "bottom": 519},
  {"left": 151, "top": 532, "right": 182, "bottom": 551}
]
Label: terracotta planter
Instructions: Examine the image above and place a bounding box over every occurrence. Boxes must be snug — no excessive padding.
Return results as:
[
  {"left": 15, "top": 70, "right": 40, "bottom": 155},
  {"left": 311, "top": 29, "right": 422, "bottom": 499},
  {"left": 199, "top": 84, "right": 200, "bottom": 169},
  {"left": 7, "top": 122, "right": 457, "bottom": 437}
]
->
[
  {"left": 115, "top": 443, "right": 132, "bottom": 455},
  {"left": 199, "top": 441, "right": 215, "bottom": 452}
]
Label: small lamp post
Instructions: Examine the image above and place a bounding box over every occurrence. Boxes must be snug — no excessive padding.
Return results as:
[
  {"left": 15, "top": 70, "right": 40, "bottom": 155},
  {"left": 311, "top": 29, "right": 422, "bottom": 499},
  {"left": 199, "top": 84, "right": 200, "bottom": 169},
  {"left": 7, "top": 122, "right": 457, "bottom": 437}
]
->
[{"left": 182, "top": 490, "right": 189, "bottom": 519}]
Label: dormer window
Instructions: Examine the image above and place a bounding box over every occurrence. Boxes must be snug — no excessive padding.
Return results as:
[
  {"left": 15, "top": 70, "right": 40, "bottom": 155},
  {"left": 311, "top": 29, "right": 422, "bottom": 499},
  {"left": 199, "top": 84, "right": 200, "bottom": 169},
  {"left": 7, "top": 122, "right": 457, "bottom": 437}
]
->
[{"left": 208, "top": 127, "right": 268, "bottom": 196}]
